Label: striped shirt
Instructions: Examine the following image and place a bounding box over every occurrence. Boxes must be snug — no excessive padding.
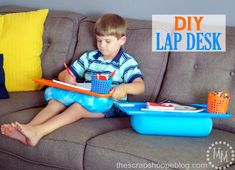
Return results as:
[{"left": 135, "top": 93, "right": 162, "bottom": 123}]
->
[{"left": 70, "top": 48, "right": 143, "bottom": 87}]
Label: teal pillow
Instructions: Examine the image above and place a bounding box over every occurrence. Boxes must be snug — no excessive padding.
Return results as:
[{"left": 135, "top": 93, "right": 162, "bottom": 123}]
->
[{"left": 0, "top": 54, "right": 9, "bottom": 99}]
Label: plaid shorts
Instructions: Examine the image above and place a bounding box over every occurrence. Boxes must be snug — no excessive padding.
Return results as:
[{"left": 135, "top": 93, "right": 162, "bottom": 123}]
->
[{"left": 103, "top": 103, "right": 127, "bottom": 118}]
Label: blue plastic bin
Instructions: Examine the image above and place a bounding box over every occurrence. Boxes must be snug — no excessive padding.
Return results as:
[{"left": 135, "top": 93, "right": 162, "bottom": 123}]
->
[{"left": 115, "top": 102, "right": 232, "bottom": 137}]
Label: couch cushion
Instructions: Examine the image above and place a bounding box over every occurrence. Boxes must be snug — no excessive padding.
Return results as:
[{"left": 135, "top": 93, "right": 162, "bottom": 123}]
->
[
  {"left": 0, "top": 91, "right": 46, "bottom": 117},
  {"left": 85, "top": 128, "right": 235, "bottom": 170},
  {"left": 73, "top": 17, "right": 168, "bottom": 102},
  {"left": 157, "top": 27, "right": 235, "bottom": 133},
  {"left": 0, "top": 154, "right": 59, "bottom": 170},
  {"left": 0, "top": 108, "right": 130, "bottom": 169},
  {"left": 0, "top": 6, "right": 85, "bottom": 79}
]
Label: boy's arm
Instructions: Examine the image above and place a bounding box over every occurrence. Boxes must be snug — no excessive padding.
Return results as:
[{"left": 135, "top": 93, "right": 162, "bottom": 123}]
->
[
  {"left": 111, "top": 77, "right": 145, "bottom": 100},
  {"left": 58, "top": 52, "right": 88, "bottom": 85}
]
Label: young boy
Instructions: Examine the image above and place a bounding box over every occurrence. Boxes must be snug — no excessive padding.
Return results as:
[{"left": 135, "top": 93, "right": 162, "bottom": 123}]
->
[{"left": 1, "top": 13, "right": 145, "bottom": 146}]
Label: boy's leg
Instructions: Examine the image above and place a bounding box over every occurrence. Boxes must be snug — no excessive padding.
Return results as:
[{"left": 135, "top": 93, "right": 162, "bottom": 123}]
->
[
  {"left": 28, "top": 99, "right": 66, "bottom": 126},
  {"left": 1, "top": 99, "right": 66, "bottom": 144},
  {"left": 14, "top": 103, "right": 104, "bottom": 146}
]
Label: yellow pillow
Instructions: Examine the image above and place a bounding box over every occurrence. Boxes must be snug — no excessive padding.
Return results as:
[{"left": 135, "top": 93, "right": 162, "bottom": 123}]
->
[{"left": 0, "top": 9, "right": 48, "bottom": 91}]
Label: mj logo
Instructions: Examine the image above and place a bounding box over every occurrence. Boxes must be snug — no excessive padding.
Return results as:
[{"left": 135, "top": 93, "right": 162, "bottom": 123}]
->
[{"left": 206, "top": 141, "right": 234, "bottom": 169}]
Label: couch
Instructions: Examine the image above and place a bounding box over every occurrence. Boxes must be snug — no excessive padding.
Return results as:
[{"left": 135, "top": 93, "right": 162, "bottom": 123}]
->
[{"left": 0, "top": 6, "right": 234, "bottom": 170}]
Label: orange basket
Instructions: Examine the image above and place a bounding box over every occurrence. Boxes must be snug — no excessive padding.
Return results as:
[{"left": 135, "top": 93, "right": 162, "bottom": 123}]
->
[{"left": 207, "top": 91, "right": 230, "bottom": 114}]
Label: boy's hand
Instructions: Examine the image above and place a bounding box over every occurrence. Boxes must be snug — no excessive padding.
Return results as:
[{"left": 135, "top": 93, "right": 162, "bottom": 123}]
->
[
  {"left": 58, "top": 69, "right": 77, "bottom": 85},
  {"left": 110, "top": 84, "right": 127, "bottom": 100},
  {"left": 64, "top": 73, "right": 76, "bottom": 85},
  {"left": 109, "top": 78, "right": 145, "bottom": 100}
]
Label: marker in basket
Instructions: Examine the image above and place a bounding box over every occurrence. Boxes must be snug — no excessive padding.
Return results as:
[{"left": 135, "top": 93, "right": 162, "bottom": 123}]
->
[
  {"left": 95, "top": 74, "right": 108, "bottom": 80},
  {"left": 213, "top": 90, "right": 230, "bottom": 99},
  {"left": 99, "top": 74, "right": 108, "bottom": 80},
  {"left": 109, "top": 70, "right": 116, "bottom": 79},
  {"left": 64, "top": 62, "right": 74, "bottom": 77},
  {"left": 219, "top": 91, "right": 230, "bottom": 99}
]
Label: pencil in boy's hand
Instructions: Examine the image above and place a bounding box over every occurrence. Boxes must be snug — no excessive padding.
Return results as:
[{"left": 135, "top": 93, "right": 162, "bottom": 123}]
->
[{"left": 64, "top": 62, "right": 74, "bottom": 77}]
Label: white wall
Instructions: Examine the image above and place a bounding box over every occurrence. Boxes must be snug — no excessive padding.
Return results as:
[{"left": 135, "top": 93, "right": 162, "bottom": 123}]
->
[{"left": 0, "top": 0, "right": 234, "bottom": 26}]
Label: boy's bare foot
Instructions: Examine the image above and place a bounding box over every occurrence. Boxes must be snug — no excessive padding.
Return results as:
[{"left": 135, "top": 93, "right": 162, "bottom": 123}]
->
[
  {"left": 14, "top": 122, "right": 41, "bottom": 147},
  {"left": 1, "top": 124, "right": 27, "bottom": 144}
]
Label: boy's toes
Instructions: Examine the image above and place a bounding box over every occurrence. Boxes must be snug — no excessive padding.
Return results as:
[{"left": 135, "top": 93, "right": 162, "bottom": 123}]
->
[
  {"left": 1, "top": 125, "right": 5, "bottom": 134},
  {"left": 14, "top": 122, "right": 22, "bottom": 131},
  {"left": 1, "top": 124, "right": 9, "bottom": 135}
]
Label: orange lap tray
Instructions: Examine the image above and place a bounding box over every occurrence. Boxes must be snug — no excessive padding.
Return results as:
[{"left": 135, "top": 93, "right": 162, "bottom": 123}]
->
[{"left": 33, "top": 79, "right": 112, "bottom": 98}]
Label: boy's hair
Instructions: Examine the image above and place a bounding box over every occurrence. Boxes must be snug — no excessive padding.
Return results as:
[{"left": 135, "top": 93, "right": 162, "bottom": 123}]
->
[{"left": 94, "top": 13, "right": 126, "bottom": 39}]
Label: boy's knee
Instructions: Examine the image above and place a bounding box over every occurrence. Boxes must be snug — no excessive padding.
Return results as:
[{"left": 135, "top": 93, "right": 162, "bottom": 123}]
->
[
  {"left": 48, "top": 100, "right": 65, "bottom": 108},
  {"left": 48, "top": 99, "right": 59, "bottom": 105},
  {"left": 71, "top": 103, "right": 83, "bottom": 109}
]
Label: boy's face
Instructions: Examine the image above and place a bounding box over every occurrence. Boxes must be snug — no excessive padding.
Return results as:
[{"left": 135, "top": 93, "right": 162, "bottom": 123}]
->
[{"left": 96, "top": 35, "right": 126, "bottom": 59}]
